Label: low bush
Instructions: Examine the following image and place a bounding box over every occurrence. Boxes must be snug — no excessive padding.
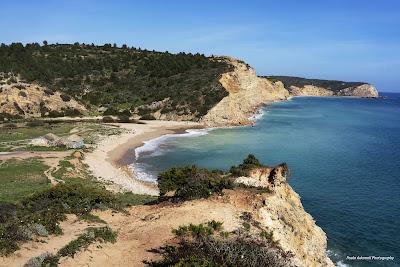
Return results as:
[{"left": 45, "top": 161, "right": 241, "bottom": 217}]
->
[
  {"left": 140, "top": 114, "right": 156, "bottom": 120},
  {"left": 18, "top": 91, "right": 27, "bottom": 97},
  {"left": 24, "top": 252, "right": 56, "bottom": 267},
  {"left": 147, "top": 222, "right": 294, "bottom": 267},
  {"left": 157, "top": 165, "right": 234, "bottom": 201},
  {"left": 24, "top": 227, "right": 117, "bottom": 266},
  {"left": 0, "top": 183, "right": 119, "bottom": 255},
  {"left": 44, "top": 89, "right": 54, "bottom": 96},
  {"left": 229, "top": 154, "right": 264, "bottom": 177},
  {"left": 0, "top": 179, "right": 154, "bottom": 256},
  {"left": 117, "top": 115, "right": 131, "bottom": 123},
  {"left": 25, "top": 120, "right": 45, "bottom": 127},
  {"left": 260, "top": 230, "right": 273, "bottom": 240},
  {"left": 57, "top": 226, "right": 117, "bottom": 258},
  {"left": 102, "top": 116, "right": 115, "bottom": 123},
  {"left": 60, "top": 94, "right": 71, "bottom": 102}
]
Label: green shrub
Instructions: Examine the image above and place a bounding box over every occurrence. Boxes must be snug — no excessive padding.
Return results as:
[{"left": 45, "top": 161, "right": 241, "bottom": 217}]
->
[
  {"left": 140, "top": 114, "right": 156, "bottom": 120},
  {"left": 24, "top": 252, "right": 56, "bottom": 267},
  {"left": 60, "top": 94, "right": 71, "bottom": 102},
  {"left": 260, "top": 230, "right": 273, "bottom": 240},
  {"left": 24, "top": 227, "right": 117, "bottom": 265},
  {"left": 229, "top": 154, "right": 264, "bottom": 177},
  {"left": 79, "top": 213, "right": 106, "bottom": 224},
  {"left": 0, "top": 183, "right": 119, "bottom": 255},
  {"left": 147, "top": 222, "right": 294, "bottom": 267},
  {"left": 57, "top": 226, "right": 117, "bottom": 258},
  {"left": 242, "top": 222, "right": 251, "bottom": 231},
  {"left": 157, "top": 166, "right": 234, "bottom": 201},
  {"left": 102, "top": 116, "right": 115, "bottom": 123},
  {"left": 25, "top": 120, "right": 45, "bottom": 127},
  {"left": 117, "top": 115, "right": 131, "bottom": 123},
  {"left": 207, "top": 220, "right": 223, "bottom": 231}
]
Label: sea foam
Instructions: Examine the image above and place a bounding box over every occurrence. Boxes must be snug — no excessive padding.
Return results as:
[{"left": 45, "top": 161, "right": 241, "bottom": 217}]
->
[
  {"left": 134, "top": 128, "right": 212, "bottom": 159},
  {"left": 131, "top": 128, "right": 212, "bottom": 182}
]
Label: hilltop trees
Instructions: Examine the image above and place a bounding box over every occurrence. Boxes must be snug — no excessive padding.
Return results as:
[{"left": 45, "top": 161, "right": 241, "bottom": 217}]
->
[{"left": 0, "top": 43, "right": 232, "bottom": 119}]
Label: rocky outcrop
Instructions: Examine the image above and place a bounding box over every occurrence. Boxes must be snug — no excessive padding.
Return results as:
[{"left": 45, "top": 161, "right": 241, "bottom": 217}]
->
[
  {"left": 235, "top": 165, "right": 334, "bottom": 267},
  {"left": 288, "top": 83, "right": 378, "bottom": 97},
  {"left": 289, "top": 85, "right": 334, "bottom": 96},
  {"left": 0, "top": 77, "right": 86, "bottom": 118},
  {"left": 267, "top": 76, "right": 378, "bottom": 98},
  {"left": 201, "top": 57, "right": 289, "bottom": 126},
  {"left": 336, "top": 83, "right": 379, "bottom": 97}
]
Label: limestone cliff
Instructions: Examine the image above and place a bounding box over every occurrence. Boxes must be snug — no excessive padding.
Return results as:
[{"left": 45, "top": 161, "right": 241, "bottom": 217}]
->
[
  {"left": 289, "top": 85, "right": 334, "bottom": 96},
  {"left": 201, "top": 57, "right": 289, "bottom": 126},
  {"left": 336, "top": 83, "right": 379, "bottom": 97},
  {"left": 267, "top": 75, "right": 379, "bottom": 98},
  {"left": 235, "top": 165, "right": 334, "bottom": 267},
  {"left": 289, "top": 83, "right": 378, "bottom": 97},
  {"left": 0, "top": 77, "right": 86, "bottom": 119},
  {"left": 40, "top": 166, "right": 334, "bottom": 267}
]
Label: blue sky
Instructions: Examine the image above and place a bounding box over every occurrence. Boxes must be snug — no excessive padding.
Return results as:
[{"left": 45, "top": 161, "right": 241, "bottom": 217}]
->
[{"left": 1, "top": 0, "right": 399, "bottom": 92}]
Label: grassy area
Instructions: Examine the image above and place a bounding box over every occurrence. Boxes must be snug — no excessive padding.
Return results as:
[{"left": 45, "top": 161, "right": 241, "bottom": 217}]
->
[
  {"left": 0, "top": 122, "right": 122, "bottom": 152},
  {"left": 0, "top": 158, "right": 51, "bottom": 203},
  {"left": 0, "top": 123, "right": 74, "bottom": 142}
]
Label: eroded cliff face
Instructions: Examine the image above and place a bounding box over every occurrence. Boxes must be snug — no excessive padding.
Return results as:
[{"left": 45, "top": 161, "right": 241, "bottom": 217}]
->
[
  {"left": 288, "top": 83, "right": 378, "bottom": 97},
  {"left": 201, "top": 57, "right": 289, "bottom": 126},
  {"left": 236, "top": 165, "right": 334, "bottom": 267},
  {"left": 336, "top": 83, "right": 379, "bottom": 97},
  {"left": 0, "top": 78, "right": 86, "bottom": 118},
  {"left": 289, "top": 85, "right": 334, "bottom": 96}
]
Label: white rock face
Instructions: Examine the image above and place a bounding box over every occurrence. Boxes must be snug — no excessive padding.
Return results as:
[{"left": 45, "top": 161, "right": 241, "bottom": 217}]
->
[
  {"left": 201, "top": 57, "right": 289, "bottom": 126},
  {"left": 288, "top": 83, "right": 378, "bottom": 98},
  {"left": 337, "top": 84, "right": 379, "bottom": 97},
  {"left": 289, "top": 85, "right": 334, "bottom": 96}
]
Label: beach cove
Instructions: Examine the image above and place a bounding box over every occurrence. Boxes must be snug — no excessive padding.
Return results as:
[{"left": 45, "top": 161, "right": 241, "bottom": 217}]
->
[{"left": 124, "top": 94, "right": 400, "bottom": 267}]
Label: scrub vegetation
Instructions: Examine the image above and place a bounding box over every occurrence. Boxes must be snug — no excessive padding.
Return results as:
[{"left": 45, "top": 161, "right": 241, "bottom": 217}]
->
[
  {"left": 0, "top": 42, "right": 232, "bottom": 119},
  {"left": 146, "top": 220, "right": 294, "bottom": 267}
]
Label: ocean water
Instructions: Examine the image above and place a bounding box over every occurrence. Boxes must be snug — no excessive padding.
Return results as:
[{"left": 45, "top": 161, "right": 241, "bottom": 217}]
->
[{"left": 130, "top": 93, "right": 400, "bottom": 266}]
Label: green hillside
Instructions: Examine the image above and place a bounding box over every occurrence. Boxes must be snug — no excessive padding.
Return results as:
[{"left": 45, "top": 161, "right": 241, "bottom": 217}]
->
[{"left": 0, "top": 42, "right": 232, "bottom": 119}]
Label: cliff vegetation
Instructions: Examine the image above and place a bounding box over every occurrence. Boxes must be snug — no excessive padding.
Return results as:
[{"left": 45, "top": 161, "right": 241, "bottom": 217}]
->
[{"left": 0, "top": 42, "right": 232, "bottom": 119}]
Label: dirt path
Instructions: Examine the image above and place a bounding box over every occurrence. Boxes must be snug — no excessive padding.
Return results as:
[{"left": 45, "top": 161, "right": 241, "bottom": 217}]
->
[
  {"left": 0, "top": 215, "right": 103, "bottom": 267},
  {"left": 59, "top": 193, "right": 243, "bottom": 267},
  {"left": 0, "top": 151, "right": 71, "bottom": 161},
  {"left": 0, "top": 150, "right": 71, "bottom": 186}
]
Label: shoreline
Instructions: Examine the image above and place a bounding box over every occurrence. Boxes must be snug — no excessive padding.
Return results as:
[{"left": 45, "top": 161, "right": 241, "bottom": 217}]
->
[
  {"left": 84, "top": 99, "right": 288, "bottom": 195},
  {"left": 83, "top": 120, "right": 202, "bottom": 195}
]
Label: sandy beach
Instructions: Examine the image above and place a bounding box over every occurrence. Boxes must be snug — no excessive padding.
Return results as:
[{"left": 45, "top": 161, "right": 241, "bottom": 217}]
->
[{"left": 84, "top": 120, "right": 202, "bottom": 195}]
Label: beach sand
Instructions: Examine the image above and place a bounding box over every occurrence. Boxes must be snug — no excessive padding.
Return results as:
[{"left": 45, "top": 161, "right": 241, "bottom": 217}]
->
[{"left": 84, "top": 120, "right": 202, "bottom": 195}]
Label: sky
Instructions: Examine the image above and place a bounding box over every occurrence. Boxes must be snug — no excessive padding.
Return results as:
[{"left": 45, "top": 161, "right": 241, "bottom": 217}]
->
[{"left": 1, "top": 0, "right": 399, "bottom": 92}]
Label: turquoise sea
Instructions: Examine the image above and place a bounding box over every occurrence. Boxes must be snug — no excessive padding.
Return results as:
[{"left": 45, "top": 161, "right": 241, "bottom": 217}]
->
[{"left": 130, "top": 93, "right": 400, "bottom": 267}]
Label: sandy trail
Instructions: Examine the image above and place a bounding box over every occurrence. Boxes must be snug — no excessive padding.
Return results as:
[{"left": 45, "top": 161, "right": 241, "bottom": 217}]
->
[
  {"left": 83, "top": 120, "right": 201, "bottom": 195},
  {"left": 59, "top": 192, "right": 242, "bottom": 267},
  {"left": 0, "top": 151, "right": 71, "bottom": 161},
  {"left": 0, "top": 215, "right": 103, "bottom": 267}
]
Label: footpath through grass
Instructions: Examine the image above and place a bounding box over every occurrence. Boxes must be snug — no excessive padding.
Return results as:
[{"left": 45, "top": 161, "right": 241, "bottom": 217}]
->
[
  {"left": 0, "top": 158, "right": 51, "bottom": 203},
  {"left": 0, "top": 171, "right": 156, "bottom": 256}
]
